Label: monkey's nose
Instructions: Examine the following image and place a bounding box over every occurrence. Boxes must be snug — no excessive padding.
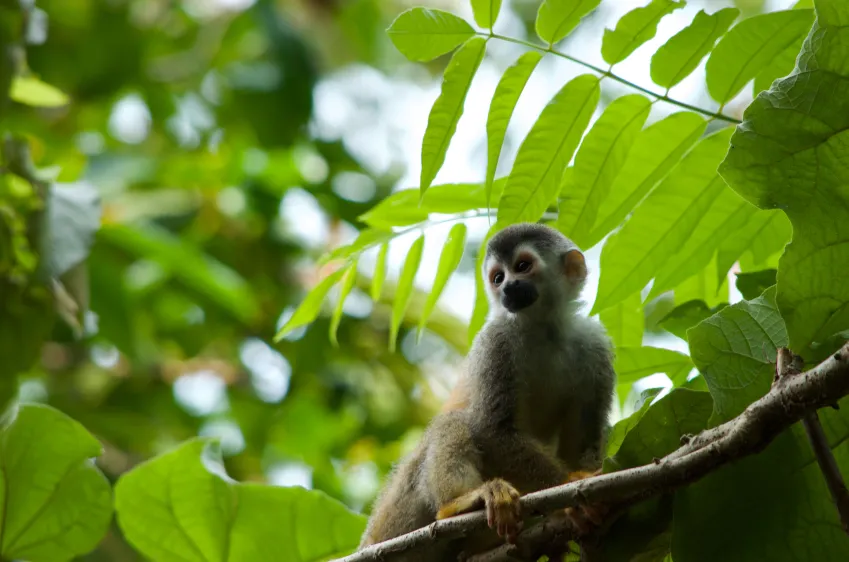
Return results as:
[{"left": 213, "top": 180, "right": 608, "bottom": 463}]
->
[{"left": 501, "top": 280, "right": 538, "bottom": 312}]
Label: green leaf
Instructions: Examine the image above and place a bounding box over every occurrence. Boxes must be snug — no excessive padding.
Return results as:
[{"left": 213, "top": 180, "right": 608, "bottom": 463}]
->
[
  {"left": 615, "top": 346, "right": 693, "bottom": 389},
  {"left": 471, "top": 0, "right": 502, "bottom": 29},
  {"left": 606, "top": 387, "right": 663, "bottom": 458},
  {"left": 753, "top": 33, "right": 806, "bottom": 95},
  {"left": 735, "top": 269, "right": 776, "bottom": 301},
  {"left": 650, "top": 8, "right": 739, "bottom": 89},
  {"left": 601, "top": 0, "right": 685, "bottom": 66},
  {"left": 419, "top": 224, "right": 466, "bottom": 337},
  {"left": 99, "top": 223, "right": 260, "bottom": 324},
  {"left": 390, "top": 234, "right": 425, "bottom": 351},
  {"left": 535, "top": 0, "right": 601, "bottom": 46},
  {"left": 420, "top": 37, "right": 487, "bottom": 196},
  {"left": 45, "top": 183, "right": 102, "bottom": 277},
  {"left": 587, "top": 112, "right": 706, "bottom": 249},
  {"left": 600, "top": 291, "right": 644, "bottom": 348},
  {"left": 321, "top": 228, "right": 392, "bottom": 264},
  {"left": 687, "top": 286, "right": 786, "bottom": 422},
  {"left": 329, "top": 262, "right": 358, "bottom": 346},
  {"left": 557, "top": 94, "right": 651, "bottom": 247},
  {"left": 674, "top": 255, "right": 728, "bottom": 309},
  {"left": 0, "top": 404, "right": 112, "bottom": 561},
  {"left": 371, "top": 243, "right": 389, "bottom": 301},
  {"left": 386, "top": 8, "right": 476, "bottom": 62},
  {"left": 705, "top": 9, "right": 814, "bottom": 104},
  {"left": 115, "top": 439, "right": 366, "bottom": 562},
  {"left": 647, "top": 186, "right": 756, "bottom": 301},
  {"left": 718, "top": 3, "right": 849, "bottom": 354},
  {"left": 10, "top": 76, "right": 70, "bottom": 107},
  {"left": 274, "top": 267, "right": 348, "bottom": 342},
  {"left": 658, "top": 299, "right": 727, "bottom": 341},
  {"left": 715, "top": 210, "right": 790, "bottom": 285},
  {"left": 497, "top": 74, "right": 599, "bottom": 224},
  {"left": 592, "top": 128, "right": 732, "bottom": 315},
  {"left": 485, "top": 52, "right": 543, "bottom": 210}
]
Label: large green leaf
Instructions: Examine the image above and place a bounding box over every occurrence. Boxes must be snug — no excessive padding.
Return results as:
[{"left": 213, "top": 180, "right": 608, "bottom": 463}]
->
[
  {"left": 329, "top": 262, "right": 357, "bottom": 346},
  {"left": 420, "top": 37, "right": 487, "bottom": 196},
  {"left": 686, "top": 287, "right": 786, "bottom": 422},
  {"left": 650, "top": 8, "right": 739, "bottom": 89},
  {"left": 0, "top": 404, "right": 112, "bottom": 561},
  {"left": 719, "top": 1, "right": 849, "bottom": 354},
  {"left": 599, "top": 291, "right": 644, "bottom": 349},
  {"left": 705, "top": 9, "right": 814, "bottom": 104},
  {"left": 485, "top": 52, "right": 542, "bottom": 210},
  {"left": 601, "top": 0, "right": 685, "bottom": 66},
  {"left": 715, "top": 209, "right": 790, "bottom": 285},
  {"left": 592, "top": 128, "right": 732, "bottom": 314},
  {"left": 274, "top": 268, "right": 348, "bottom": 341},
  {"left": 659, "top": 299, "right": 727, "bottom": 341},
  {"left": 535, "top": 0, "right": 601, "bottom": 46},
  {"left": 418, "top": 223, "right": 466, "bottom": 337},
  {"left": 386, "top": 8, "right": 476, "bottom": 62},
  {"left": 390, "top": 234, "right": 425, "bottom": 351},
  {"left": 100, "top": 223, "right": 260, "bottom": 324},
  {"left": 558, "top": 94, "right": 651, "bottom": 248},
  {"left": 752, "top": 33, "right": 806, "bottom": 95},
  {"left": 471, "top": 0, "right": 502, "bottom": 29},
  {"left": 586, "top": 112, "right": 706, "bottom": 249},
  {"left": 497, "top": 74, "right": 599, "bottom": 225},
  {"left": 114, "top": 439, "right": 366, "bottom": 561},
  {"left": 615, "top": 346, "right": 693, "bottom": 389}
]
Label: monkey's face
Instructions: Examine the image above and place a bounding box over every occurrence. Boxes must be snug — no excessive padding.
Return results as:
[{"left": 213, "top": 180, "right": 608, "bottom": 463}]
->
[{"left": 485, "top": 247, "right": 541, "bottom": 313}]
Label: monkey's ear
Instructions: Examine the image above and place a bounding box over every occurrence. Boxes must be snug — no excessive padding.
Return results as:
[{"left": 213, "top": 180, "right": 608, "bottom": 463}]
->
[{"left": 562, "top": 249, "right": 587, "bottom": 284}]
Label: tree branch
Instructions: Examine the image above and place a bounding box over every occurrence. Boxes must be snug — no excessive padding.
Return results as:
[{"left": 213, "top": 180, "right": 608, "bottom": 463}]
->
[{"left": 337, "top": 342, "right": 849, "bottom": 562}]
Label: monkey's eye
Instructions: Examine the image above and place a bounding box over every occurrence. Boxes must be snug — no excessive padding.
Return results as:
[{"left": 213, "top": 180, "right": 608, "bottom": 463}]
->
[
  {"left": 515, "top": 260, "right": 532, "bottom": 273},
  {"left": 492, "top": 272, "right": 505, "bottom": 286}
]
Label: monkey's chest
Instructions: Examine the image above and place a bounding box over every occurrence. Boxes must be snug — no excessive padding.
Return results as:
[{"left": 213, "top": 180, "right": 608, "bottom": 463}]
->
[{"left": 514, "top": 357, "right": 585, "bottom": 444}]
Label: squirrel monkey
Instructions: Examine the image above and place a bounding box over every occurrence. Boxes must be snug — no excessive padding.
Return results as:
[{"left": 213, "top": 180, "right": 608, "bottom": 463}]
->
[{"left": 358, "top": 223, "right": 616, "bottom": 559}]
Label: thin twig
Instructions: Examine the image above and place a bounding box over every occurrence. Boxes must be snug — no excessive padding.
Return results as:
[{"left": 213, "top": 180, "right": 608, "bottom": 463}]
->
[{"left": 336, "top": 342, "right": 849, "bottom": 562}]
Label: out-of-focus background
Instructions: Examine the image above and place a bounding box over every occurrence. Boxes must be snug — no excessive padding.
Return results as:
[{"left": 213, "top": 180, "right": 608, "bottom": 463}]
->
[{"left": 5, "top": 0, "right": 797, "bottom": 558}]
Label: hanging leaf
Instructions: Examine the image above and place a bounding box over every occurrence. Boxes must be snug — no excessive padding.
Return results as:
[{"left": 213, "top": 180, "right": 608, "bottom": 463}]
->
[
  {"left": 10, "top": 76, "right": 70, "bottom": 107},
  {"left": 705, "top": 9, "right": 814, "bottom": 104},
  {"left": 498, "top": 74, "right": 599, "bottom": 225},
  {"left": 390, "top": 234, "right": 425, "bottom": 351},
  {"left": 601, "top": 0, "right": 685, "bottom": 66},
  {"left": 600, "top": 291, "right": 644, "bottom": 349},
  {"left": 593, "top": 128, "right": 732, "bottom": 315},
  {"left": 329, "top": 262, "right": 358, "bottom": 346},
  {"left": 420, "top": 37, "right": 487, "bottom": 197},
  {"left": 418, "top": 224, "right": 466, "bottom": 337},
  {"left": 557, "top": 94, "right": 651, "bottom": 247},
  {"left": 471, "top": 0, "right": 502, "bottom": 29},
  {"left": 386, "top": 8, "right": 477, "bottom": 62},
  {"left": 535, "top": 0, "right": 601, "bottom": 46},
  {"left": 485, "top": 51, "right": 542, "bottom": 210},
  {"left": 586, "top": 112, "right": 706, "bottom": 249},
  {"left": 273, "top": 267, "right": 348, "bottom": 341},
  {"left": 650, "top": 8, "right": 739, "bottom": 89},
  {"left": 371, "top": 243, "right": 389, "bottom": 300}
]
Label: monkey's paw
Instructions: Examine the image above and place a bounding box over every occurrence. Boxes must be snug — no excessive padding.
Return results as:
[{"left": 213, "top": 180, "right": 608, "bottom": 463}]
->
[
  {"left": 436, "top": 478, "right": 523, "bottom": 544},
  {"left": 564, "top": 468, "right": 606, "bottom": 536}
]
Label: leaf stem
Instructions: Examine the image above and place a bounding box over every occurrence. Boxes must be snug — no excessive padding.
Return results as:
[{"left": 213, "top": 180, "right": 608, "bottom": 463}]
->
[{"left": 483, "top": 32, "right": 741, "bottom": 125}]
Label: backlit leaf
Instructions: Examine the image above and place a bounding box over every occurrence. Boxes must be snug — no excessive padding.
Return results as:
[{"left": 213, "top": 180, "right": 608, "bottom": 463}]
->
[
  {"left": 600, "top": 291, "right": 644, "bottom": 349},
  {"left": 10, "top": 76, "right": 70, "bottom": 107},
  {"left": 601, "top": 0, "right": 685, "bottom": 66},
  {"left": 386, "top": 8, "right": 476, "bottom": 62},
  {"left": 752, "top": 33, "right": 806, "bottom": 95},
  {"left": 419, "top": 224, "right": 466, "bottom": 337},
  {"left": 274, "top": 267, "right": 347, "bottom": 341},
  {"left": 498, "top": 74, "right": 599, "bottom": 224},
  {"left": 715, "top": 210, "right": 790, "bottom": 285},
  {"left": 329, "top": 262, "right": 358, "bottom": 346},
  {"left": 371, "top": 243, "right": 389, "bottom": 301},
  {"left": 535, "top": 0, "right": 601, "bottom": 46},
  {"left": 420, "top": 37, "right": 487, "bottom": 196},
  {"left": 659, "top": 299, "right": 728, "bottom": 341},
  {"left": 471, "top": 0, "right": 502, "bottom": 29},
  {"left": 390, "top": 234, "right": 425, "bottom": 351},
  {"left": 674, "top": 256, "right": 728, "bottom": 309},
  {"left": 614, "top": 346, "right": 693, "bottom": 389}
]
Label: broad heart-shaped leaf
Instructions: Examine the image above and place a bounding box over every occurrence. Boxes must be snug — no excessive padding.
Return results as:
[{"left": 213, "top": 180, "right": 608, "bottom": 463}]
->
[
  {"left": 418, "top": 223, "right": 466, "bottom": 337},
  {"left": 735, "top": 269, "right": 776, "bottom": 301},
  {"left": 687, "top": 287, "right": 786, "bottom": 422},
  {"left": 0, "top": 404, "right": 112, "bottom": 561},
  {"left": 485, "top": 52, "right": 542, "bottom": 210},
  {"left": 497, "top": 74, "right": 599, "bottom": 225},
  {"left": 535, "top": 0, "right": 601, "bottom": 46},
  {"left": 615, "top": 346, "right": 693, "bottom": 393},
  {"left": 718, "top": 2, "right": 849, "bottom": 354},
  {"left": 44, "top": 182, "right": 102, "bottom": 277},
  {"left": 274, "top": 267, "right": 347, "bottom": 341},
  {"left": 599, "top": 291, "right": 644, "bottom": 349},
  {"left": 386, "top": 8, "right": 476, "bottom": 62},
  {"left": 592, "top": 127, "right": 732, "bottom": 315},
  {"left": 558, "top": 94, "right": 651, "bottom": 248},
  {"left": 659, "top": 299, "right": 727, "bottom": 341},
  {"left": 390, "top": 234, "right": 425, "bottom": 351},
  {"left": 115, "top": 438, "right": 366, "bottom": 561},
  {"left": 650, "top": 7, "right": 739, "bottom": 89},
  {"left": 370, "top": 243, "right": 389, "bottom": 301},
  {"left": 10, "top": 76, "right": 70, "bottom": 107},
  {"left": 705, "top": 8, "right": 814, "bottom": 104},
  {"left": 471, "top": 0, "right": 502, "bottom": 29},
  {"left": 646, "top": 184, "right": 756, "bottom": 301},
  {"left": 715, "top": 209, "right": 790, "bottom": 286},
  {"left": 601, "top": 0, "right": 685, "bottom": 66},
  {"left": 420, "top": 37, "right": 487, "bottom": 196},
  {"left": 586, "top": 112, "right": 706, "bottom": 250},
  {"left": 329, "top": 261, "right": 357, "bottom": 345}
]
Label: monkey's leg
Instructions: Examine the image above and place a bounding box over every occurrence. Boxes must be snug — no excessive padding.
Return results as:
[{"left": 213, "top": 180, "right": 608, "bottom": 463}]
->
[{"left": 436, "top": 478, "right": 523, "bottom": 543}]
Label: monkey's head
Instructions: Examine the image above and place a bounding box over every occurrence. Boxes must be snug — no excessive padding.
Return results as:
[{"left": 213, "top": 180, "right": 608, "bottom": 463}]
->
[{"left": 483, "top": 223, "right": 587, "bottom": 316}]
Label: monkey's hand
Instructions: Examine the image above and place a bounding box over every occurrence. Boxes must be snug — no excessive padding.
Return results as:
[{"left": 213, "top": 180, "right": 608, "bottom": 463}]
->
[
  {"left": 436, "top": 478, "right": 523, "bottom": 543},
  {"left": 564, "top": 469, "right": 608, "bottom": 536}
]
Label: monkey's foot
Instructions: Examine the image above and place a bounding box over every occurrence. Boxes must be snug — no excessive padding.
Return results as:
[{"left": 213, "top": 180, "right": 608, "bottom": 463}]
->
[
  {"left": 564, "top": 468, "right": 606, "bottom": 536},
  {"left": 436, "top": 478, "right": 523, "bottom": 544}
]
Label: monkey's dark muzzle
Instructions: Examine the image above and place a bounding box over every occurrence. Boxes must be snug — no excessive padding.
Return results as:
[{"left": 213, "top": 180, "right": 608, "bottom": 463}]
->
[{"left": 501, "top": 280, "right": 538, "bottom": 313}]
